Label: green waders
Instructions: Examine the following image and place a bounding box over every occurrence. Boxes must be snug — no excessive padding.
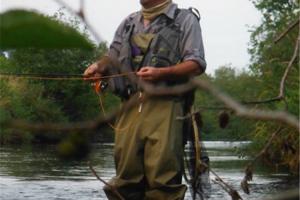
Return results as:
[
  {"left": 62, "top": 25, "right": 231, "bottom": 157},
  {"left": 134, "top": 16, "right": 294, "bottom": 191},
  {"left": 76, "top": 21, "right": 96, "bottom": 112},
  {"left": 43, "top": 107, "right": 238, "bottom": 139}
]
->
[{"left": 104, "top": 94, "right": 187, "bottom": 200}]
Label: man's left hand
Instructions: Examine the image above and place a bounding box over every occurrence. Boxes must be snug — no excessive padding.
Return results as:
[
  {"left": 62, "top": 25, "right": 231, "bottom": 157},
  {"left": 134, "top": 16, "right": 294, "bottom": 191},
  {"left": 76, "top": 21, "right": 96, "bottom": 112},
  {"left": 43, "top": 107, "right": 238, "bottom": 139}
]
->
[{"left": 137, "top": 66, "right": 162, "bottom": 81}]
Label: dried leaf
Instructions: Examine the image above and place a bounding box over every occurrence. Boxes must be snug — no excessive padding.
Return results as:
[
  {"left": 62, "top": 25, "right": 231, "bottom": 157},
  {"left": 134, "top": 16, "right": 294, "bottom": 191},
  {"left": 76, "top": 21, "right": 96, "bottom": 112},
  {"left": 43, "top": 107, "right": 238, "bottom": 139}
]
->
[
  {"left": 198, "top": 162, "right": 208, "bottom": 173},
  {"left": 282, "top": 141, "right": 289, "bottom": 153},
  {"left": 245, "top": 165, "right": 253, "bottom": 181},
  {"left": 215, "top": 177, "right": 222, "bottom": 182},
  {"left": 194, "top": 112, "right": 203, "bottom": 128},
  {"left": 241, "top": 178, "right": 250, "bottom": 194},
  {"left": 283, "top": 141, "right": 296, "bottom": 154},
  {"left": 229, "top": 189, "right": 243, "bottom": 200},
  {"left": 218, "top": 111, "right": 230, "bottom": 129}
]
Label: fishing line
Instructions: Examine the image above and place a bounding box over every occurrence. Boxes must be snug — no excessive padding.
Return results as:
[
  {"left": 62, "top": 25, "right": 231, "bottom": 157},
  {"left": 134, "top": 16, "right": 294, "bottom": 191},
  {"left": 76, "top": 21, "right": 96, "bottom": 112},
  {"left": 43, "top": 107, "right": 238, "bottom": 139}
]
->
[
  {"left": 95, "top": 87, "right": 140, "bottom": 133},
  {"left": 0, "top": 71, "right": 139, "bottom": 133},
  {"left": 0, "top": 72, "right": 136, "bottom": 81}
]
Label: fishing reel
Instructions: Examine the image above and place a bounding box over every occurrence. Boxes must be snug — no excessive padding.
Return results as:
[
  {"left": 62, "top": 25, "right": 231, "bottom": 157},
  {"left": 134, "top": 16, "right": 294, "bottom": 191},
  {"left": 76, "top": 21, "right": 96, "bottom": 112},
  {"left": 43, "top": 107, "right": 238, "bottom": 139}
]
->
[{"left": 93, "top": 81, "right": 108, "bottom": 94}]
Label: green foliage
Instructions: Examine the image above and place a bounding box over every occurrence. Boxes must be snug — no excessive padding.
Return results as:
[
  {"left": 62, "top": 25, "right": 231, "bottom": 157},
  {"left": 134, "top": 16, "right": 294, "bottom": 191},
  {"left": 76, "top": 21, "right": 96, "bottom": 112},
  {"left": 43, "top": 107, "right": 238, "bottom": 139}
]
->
[
  {"left": 0, "top": 10, "right": 93, "bottom": 49},
  {"left": 247, "top": 0, "right": 299, "bottom": 173},
  {"left": 0, "top": 10, "right": 114, "bottom": 144},
  {"left": 7, "top": 47, "right": 103, "bottom": 121},
  {"left": 0, "top": 78, "right": 68, "bottom": 144}
]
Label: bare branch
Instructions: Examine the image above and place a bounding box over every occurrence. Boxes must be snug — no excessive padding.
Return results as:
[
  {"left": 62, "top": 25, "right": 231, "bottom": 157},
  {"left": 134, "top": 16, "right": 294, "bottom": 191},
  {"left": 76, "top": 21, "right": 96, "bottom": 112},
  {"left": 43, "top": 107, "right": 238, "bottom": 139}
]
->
[
  {"left": 138, "top": 79, "right": 196, "bottom": 96},
  {"left": 241, "top": 127, "right": 283, "bottom": 194},
  {"left": 78, "top": 0, "right": 85, "bottom": 19},
  {"left": 190, "top": 79, "right": 300, "bottom": 131},
  {"left": 1, "top": 95, "right": 138, "bottom": 133},
  {"left": 176, "top": 106, "right": 229, "bottom": 120},
  {"left": 209, "top": 164, "right": 243, "bottom": 200},
  {"left": 279, "top": 38, "right": 299, "bottom": 98},
  {"left": 88, "top": 162, "right": 125, "bottom": 200},
  {"left": 242, "top": 36, "right": 299, "bottom": 105},
  {"left": 241, "top": 97, "right": 282, "bottom": 105},
  {"left": 247, "top": 127, "right": 283, "bottom": 166},
  {"left": 274, "top": 19, "right": 299, "bottom": 43}
]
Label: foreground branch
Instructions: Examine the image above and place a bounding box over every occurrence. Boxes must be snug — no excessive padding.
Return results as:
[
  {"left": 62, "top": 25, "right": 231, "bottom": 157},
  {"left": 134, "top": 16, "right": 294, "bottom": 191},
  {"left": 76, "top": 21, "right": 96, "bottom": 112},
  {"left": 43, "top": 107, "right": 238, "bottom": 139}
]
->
[
  {"left": 190, "top": 79, "right": 299, "bottom": 131},
  {"left": 88, "top": 162, "right": 125, "bottom": 200},
  {"left": 274, "top": 19, "right": 299, "bottom": 43},
  {"left": 1, "top": 95, "right": 138, "bottom": 133},
  {"left": 2, "top": 79, "right": 299, "bottom": 133}
]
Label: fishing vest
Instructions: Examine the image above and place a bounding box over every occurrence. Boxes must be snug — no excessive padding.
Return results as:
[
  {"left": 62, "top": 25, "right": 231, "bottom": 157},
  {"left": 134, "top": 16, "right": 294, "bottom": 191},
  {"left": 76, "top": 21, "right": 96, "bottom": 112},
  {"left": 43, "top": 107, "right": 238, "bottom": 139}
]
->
[{"left": 109, "top": 8, "right": 200, "bottom": 99}]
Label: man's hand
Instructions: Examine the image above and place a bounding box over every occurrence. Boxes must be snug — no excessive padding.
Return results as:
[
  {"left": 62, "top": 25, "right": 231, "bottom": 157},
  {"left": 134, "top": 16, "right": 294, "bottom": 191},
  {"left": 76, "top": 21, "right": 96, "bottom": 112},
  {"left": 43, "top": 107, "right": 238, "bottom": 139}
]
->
[
  {"left": 137, "top": 66, "right": 162, "bottom": 82},
  {"left": 84, "top": 62, "right": 101, "bottom": 82},
  {"left": 83, "top": 57, "right": 111, "bottom": 82},
  {"left": 137, "top": 61, "right": 202, "bottom": 82}
]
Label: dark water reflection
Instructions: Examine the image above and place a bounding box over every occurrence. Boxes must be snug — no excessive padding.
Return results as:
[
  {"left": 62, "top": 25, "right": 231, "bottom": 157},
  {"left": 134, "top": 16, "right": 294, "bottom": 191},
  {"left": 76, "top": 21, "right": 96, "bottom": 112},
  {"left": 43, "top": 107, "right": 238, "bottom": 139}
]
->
[{"left": 0, "top": 142, "right": 298, "bottom": 200}]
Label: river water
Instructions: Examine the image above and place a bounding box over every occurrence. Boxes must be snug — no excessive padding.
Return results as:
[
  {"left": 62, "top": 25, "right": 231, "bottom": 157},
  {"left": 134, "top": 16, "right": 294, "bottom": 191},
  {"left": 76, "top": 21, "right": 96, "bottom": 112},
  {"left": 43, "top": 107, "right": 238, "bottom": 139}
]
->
[{"left": 0, "top": 141, "right": 298, "bottom": 200}]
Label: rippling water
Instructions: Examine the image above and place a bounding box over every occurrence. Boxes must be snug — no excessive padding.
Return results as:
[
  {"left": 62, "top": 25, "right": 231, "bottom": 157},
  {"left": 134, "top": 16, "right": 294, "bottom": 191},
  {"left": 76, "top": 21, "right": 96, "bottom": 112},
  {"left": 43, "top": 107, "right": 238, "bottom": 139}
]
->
[{"left": 0, "top": 142, "right": 297, "bottom": 200}]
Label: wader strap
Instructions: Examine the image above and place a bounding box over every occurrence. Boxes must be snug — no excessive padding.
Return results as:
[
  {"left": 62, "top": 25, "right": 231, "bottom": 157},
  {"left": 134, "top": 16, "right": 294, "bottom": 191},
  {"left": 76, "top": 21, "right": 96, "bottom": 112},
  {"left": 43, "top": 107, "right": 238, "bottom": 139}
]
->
[{"left": 191, "top": 106, "right": 201, "bottom": 177}]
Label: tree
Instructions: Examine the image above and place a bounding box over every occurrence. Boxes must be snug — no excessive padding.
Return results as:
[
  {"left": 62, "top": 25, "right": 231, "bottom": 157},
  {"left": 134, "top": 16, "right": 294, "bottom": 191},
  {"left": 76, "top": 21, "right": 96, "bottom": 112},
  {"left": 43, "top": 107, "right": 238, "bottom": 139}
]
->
[{"left": 248, "top": 0, "right": 299, "bottom": 173}]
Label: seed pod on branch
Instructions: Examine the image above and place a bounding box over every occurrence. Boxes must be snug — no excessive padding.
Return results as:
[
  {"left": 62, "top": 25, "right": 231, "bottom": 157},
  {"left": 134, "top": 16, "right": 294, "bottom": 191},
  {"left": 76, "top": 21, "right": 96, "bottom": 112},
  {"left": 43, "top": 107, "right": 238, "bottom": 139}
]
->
[
  {"left": 218, "top": 111, "right": 230, "bottom": 129},
  {"left": 241, "top": 178, "right": 250, "bottom": 195},
  {"left": 194, "top": 112, "right": 203, "bottom": 129},
  {"left": 245, "top": 165, "right": 253, "bottom": 181},
  {"left": 229, "top": 189, "right": 243, "bottom": 200},
  {"left": 240, "top": 165, "right": 253, "bottom": 194}
]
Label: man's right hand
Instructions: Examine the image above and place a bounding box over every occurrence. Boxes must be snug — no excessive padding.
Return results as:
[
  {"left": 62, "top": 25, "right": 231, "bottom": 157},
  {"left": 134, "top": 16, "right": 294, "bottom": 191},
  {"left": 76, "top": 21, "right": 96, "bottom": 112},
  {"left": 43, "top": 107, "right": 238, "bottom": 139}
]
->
[
  {"left": 83, "top": 56, "right": 111, "bottom": 82},
  {"left": 83, "top": 62, "right": 102, "bottom": 82}
]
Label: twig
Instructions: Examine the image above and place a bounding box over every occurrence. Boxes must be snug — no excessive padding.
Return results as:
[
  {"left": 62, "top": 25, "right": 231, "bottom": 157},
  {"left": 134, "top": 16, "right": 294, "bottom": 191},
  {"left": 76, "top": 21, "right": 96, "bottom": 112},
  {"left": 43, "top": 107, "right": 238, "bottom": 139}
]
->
[
  {"left": 53, "top": 0, "right": 103, "bottom": 43},
  {"left": 206, "top": 163, "right": 233, "bottom": 191},
  {"left": 247, "top": 127, "right": 283, "bottom": 166},
  {"left": 241, "top": 127, "right": 283, "bottom": 194},
  {"left": 241, "top": 37, "right": 299, "bottom": 105},
  {"left": 177, "top": 106, "right": 229, "bottom": 120},
  {"left": 212, "top": 179, "right": 243, "bottom": 200},
  {"left": 195, "top": 105, "right": 229, "bottom": 110},
  {"left": 201, "top": 162, "right": 243, "bottom": 200},
  {"left": 274, "top": 19, "right": 299, "bottom": 43},
  {"left": 209, "top": 166, "right": 243, "bottom": 200},
  {"left": 241, "top": 97, "right": 282, "bottom": 105},
  {"left": 212, "top": 179, "right": 230, "bottom": 193},
  {"left": 88, "top": 162, "right": 125, "bottom": 200},
  {"left": 78, "top": 0, "right": 85, "bottom": 19}
]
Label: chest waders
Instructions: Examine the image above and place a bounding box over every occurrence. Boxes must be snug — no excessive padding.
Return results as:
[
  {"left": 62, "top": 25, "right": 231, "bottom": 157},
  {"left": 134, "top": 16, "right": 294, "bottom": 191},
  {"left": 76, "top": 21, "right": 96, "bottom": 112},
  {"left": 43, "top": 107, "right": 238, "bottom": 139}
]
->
[{"left": 104, "top": 8, "right": 209, "bottom": 200}]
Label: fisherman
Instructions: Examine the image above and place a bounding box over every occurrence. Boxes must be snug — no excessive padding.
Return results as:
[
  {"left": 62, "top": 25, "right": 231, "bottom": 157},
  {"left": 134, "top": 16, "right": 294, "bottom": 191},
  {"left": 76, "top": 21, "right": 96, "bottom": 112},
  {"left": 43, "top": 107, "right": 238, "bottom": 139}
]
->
[{"left": 84, "top": 0, "right": 206, "bottom": 199}]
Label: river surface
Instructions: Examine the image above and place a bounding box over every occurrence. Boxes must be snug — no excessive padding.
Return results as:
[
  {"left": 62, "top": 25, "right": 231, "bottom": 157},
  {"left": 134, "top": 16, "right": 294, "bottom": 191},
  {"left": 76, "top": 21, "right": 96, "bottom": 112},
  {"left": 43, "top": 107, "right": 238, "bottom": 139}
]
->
[{"left": 0, "top": 141, "right": 298, "bottom": 200}]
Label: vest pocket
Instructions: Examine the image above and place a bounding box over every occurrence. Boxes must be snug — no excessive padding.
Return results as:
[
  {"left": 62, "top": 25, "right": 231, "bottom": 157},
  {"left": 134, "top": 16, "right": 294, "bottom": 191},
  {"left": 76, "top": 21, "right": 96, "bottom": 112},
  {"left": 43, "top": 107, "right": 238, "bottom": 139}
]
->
[{"left": 151, "top": 55, "right": 172, "bottom": 67}]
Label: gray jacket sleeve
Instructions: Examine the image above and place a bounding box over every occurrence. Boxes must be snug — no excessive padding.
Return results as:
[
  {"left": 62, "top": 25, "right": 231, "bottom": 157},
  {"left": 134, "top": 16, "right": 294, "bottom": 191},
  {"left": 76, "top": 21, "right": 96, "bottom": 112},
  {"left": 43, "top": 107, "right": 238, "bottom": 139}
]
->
[
  {"left": 106, "top": 17, "right": 129, "bottom": 59},
  {"left": 179, "top": 12, "right": 206, "bottom": 72}
]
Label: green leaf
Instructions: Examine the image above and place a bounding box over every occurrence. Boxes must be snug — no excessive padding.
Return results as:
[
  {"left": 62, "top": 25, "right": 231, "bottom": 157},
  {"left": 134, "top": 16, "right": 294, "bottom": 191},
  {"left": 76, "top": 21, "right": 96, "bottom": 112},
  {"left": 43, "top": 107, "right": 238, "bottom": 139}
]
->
[{"left": 0, "top": 10, "right": 94, "bottom": 49}]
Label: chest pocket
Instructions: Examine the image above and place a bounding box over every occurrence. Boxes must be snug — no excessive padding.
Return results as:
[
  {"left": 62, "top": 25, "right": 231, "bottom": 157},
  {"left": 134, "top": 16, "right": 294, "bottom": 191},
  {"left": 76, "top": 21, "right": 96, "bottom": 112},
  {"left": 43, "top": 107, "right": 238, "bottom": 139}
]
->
[{"left": 148, "top": 23, "right": 182, "bottom": 67}]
